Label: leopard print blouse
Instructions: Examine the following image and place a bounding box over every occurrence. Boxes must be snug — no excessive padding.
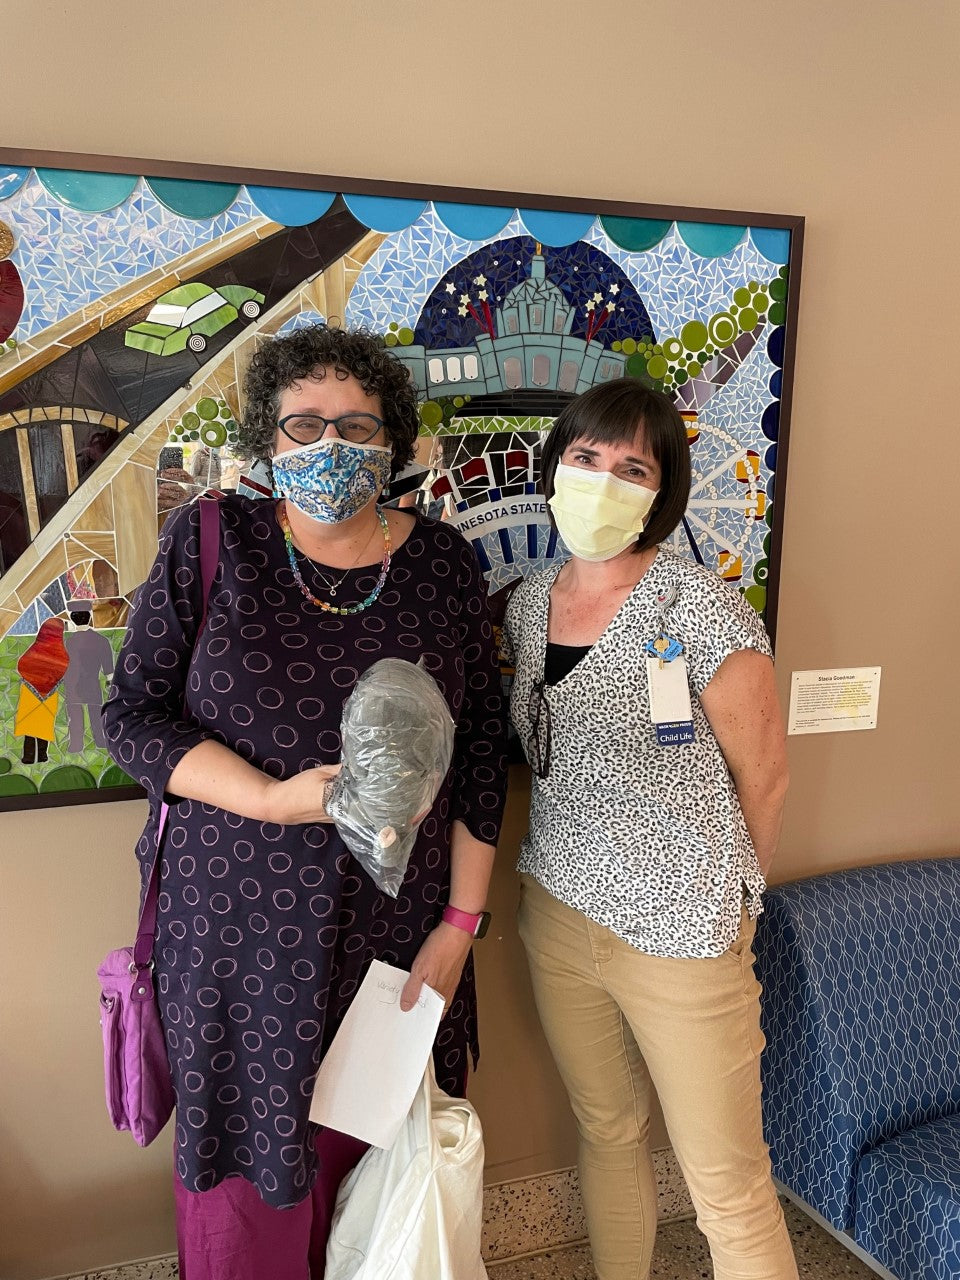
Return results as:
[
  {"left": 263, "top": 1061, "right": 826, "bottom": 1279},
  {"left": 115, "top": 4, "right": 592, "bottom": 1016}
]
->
[{"left": 504, "top": 546, "right": 774, "bottom": 959}]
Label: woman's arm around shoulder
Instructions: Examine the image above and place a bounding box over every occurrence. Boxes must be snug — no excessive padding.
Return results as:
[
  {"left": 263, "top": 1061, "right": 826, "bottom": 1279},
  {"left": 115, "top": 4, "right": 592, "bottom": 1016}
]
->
[
  {"left": 443, "top": 528, "right": 509, "bottom": 845},
  {"left": 400, "top": 528, "right": 507, "bottom": 1013}
]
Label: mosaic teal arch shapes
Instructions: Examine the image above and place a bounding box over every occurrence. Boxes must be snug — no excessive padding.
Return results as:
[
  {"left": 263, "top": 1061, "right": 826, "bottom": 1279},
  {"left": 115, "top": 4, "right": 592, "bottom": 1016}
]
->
[
  {"left": 433, "top": 202, "right": 513, "bottom": 240},
  {"left": 342, "top": 194, "right": 428, "bottom": 232},
  {"left": 246, "top": 185, "right": 335, "bottom": 226},
  {"left": 518, "top": 208, "right": 596, "bottom": 247},
  {"left": 0, "top": 167, "right": 31, "bottom": 201},
  {"left": 146, "top": 177, "right": 241, "bottom": 219},
  {"left": 36, "top": 168, "right": 138, "bottom": 212},
  {"left": 600, "top": 215, "right": 673, "bottom": 252},
  {"left": 676, "top": 221, "right": 746, "bottom": 257},
  {"left": 750, "top": 227, "right": 791, "bottom": 264}
]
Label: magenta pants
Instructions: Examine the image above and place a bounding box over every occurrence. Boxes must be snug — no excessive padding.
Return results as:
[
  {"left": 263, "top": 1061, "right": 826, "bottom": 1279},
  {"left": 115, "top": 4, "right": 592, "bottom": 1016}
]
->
[{"left": 174, "top": 1127, "right": 369, "bottom": 1280}]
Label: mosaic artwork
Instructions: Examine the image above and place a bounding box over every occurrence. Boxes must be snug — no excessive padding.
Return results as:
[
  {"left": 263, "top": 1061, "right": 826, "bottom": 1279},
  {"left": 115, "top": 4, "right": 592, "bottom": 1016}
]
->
[{"left": 0, "top": 157, "right": 802, "bottom": 807}]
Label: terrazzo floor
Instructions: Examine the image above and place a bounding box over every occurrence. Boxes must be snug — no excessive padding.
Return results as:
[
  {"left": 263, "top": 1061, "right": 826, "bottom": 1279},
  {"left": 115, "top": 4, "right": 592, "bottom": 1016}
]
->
[
  {"left": 485, "top": 1201, "right": 879, "bottom": 1279},
  {"left": 66, "top": 1201, "right": 879, "bottom": 1278}
]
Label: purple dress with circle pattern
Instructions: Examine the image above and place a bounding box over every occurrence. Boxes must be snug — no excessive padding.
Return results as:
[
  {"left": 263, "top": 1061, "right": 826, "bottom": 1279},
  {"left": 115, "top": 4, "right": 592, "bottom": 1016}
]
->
[{"left": 102, "top": 494, "right": 507, "bottom": 1207}]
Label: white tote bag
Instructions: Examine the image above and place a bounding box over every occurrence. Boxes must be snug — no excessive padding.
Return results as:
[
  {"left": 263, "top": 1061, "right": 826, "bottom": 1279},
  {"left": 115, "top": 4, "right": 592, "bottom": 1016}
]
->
[{"left": 325, "top": 1060, "right": 487, "bottom": 1280}]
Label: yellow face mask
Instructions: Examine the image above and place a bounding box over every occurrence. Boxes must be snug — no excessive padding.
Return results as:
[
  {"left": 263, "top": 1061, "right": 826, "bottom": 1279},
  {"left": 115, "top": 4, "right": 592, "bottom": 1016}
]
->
[{"left": 549, "top": 463, "right": 658, "bottom": 562}]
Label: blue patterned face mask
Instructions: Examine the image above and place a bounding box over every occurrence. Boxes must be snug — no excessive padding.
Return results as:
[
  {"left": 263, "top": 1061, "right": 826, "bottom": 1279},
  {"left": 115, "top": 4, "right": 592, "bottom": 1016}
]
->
[{"left": 272, "top": 437, "right": 393, "bottom": 523}]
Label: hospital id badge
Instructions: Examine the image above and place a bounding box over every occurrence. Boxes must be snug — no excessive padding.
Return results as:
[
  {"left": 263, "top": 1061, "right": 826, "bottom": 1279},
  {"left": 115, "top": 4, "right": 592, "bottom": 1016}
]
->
[{"left": 646, "top": 654, "right": 696, "bottom": 746}]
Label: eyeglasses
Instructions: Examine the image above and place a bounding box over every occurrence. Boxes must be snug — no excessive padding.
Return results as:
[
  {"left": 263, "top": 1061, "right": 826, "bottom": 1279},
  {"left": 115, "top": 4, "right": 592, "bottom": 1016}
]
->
[
  {"left": 527, "top": 679, "right": 552, "bottom": 779},
  {"left": 277, "top": 413, "right": 385, "bottom": 446}
]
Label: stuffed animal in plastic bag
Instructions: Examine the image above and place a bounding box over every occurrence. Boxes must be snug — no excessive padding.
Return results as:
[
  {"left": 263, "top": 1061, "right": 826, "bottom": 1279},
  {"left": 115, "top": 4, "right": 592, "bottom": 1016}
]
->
[{"left": 326, "top": 658, "right": 455, "bottom": 897}]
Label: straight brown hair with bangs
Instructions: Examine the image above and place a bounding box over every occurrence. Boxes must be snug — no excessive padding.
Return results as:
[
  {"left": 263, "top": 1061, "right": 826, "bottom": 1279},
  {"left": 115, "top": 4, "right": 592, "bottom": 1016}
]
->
[{"left": 539, "top": 378, "right": 692, "bottom": 553}]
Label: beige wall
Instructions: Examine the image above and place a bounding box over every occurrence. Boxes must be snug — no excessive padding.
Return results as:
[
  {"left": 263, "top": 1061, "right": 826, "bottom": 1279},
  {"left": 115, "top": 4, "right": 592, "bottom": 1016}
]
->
[{"left": 2, "top": 2, "right": 959, "bottom": 1276}]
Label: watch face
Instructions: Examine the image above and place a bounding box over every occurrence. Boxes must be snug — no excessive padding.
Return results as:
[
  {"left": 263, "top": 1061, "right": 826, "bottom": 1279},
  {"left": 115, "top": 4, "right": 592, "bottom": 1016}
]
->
[{"left": 475, "top": 911, "right": 492, "bottom": 940}]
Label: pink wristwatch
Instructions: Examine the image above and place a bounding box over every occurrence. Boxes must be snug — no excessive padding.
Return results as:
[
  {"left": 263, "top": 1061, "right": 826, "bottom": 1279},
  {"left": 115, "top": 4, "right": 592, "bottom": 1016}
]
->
[{"left": 441, "top": 905, "right": 492, "bottom": 939}]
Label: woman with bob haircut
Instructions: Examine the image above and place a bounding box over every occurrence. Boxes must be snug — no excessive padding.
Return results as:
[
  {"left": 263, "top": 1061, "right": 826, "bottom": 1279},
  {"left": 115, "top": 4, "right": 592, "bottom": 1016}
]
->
[
  {"left": 503, "top": 377, "right": 797, "bottom": 1280},
  {"left": 103, "top": 324, "right": 507, "bottom": 1280}
]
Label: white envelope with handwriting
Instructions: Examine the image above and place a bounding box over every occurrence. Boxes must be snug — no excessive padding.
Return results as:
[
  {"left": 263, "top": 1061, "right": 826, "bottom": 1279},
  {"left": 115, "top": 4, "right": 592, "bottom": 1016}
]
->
[{"left": 308, "top": 959, "right": 444, "bottom": 1148}]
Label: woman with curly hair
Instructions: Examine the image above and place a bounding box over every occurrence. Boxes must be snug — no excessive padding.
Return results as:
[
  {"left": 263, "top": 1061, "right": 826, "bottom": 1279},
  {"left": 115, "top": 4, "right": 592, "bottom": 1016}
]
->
[{"left": 103, "top": 325, "right": 507, "bottom": 1280}]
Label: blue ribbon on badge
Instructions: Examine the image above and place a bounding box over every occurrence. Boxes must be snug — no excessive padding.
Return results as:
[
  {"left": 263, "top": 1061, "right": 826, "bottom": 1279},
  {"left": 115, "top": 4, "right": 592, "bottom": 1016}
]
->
[{"left": 644, "top": 634, "right": 684, "bottom": 665}]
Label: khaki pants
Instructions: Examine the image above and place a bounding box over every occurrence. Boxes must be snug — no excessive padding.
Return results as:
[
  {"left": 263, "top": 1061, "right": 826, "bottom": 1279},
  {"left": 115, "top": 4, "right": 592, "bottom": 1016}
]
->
[{"left": 518, "top": 874, "right": 798, "bottom": 1280}]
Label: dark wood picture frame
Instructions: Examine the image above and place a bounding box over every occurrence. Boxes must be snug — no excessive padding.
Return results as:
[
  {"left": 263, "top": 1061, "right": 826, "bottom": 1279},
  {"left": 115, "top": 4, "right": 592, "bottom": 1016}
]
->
[{"left": 0, "top": 147, "right": 803, "bottom": 811}]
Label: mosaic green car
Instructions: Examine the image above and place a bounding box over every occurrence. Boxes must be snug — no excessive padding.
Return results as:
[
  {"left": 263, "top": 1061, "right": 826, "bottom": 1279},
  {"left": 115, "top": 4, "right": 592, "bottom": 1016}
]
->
[{"left": 124, "top": 282, "right": 265, "bottom": 356}]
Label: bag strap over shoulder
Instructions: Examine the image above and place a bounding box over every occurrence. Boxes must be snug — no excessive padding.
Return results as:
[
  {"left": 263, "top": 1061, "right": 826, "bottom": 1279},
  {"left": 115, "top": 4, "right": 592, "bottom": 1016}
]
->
[{"left": 133, "top": 496, "right": 221, "bottom": 969}]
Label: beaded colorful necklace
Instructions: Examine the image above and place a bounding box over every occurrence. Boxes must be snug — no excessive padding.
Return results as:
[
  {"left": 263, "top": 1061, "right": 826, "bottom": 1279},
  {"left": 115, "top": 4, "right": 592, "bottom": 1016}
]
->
[{"left": 279, "top": 503, "right": 392, "bottom": 616}]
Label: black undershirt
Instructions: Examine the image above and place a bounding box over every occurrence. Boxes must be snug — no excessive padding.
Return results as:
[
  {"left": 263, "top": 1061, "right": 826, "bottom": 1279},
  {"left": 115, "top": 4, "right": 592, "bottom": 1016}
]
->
[{"left": 544, "top": 642, "right": 593, "bottom": 686}]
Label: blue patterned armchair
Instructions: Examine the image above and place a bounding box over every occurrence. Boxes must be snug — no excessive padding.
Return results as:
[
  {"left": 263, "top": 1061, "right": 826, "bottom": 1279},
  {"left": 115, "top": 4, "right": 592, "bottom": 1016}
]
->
[{"left": 754, "top": 858, "right": 960, "bottom": 1280}]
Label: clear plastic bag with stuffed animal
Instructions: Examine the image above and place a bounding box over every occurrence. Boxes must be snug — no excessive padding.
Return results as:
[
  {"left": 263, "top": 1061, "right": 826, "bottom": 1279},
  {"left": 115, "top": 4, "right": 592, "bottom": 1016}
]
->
[{"left": 326, "top": 658, "right": 455, "bottom": 897}]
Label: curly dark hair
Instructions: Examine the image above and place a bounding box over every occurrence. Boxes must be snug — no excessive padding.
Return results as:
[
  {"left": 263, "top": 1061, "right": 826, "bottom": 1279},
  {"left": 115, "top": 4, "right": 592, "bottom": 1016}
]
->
[{"left": 237, "top": 325, "right": 421, "bottom": 478}]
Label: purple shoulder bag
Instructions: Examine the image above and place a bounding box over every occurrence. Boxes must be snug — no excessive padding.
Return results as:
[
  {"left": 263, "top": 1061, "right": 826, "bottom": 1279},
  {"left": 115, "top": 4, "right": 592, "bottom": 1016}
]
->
[{"left": 97, "top": 496, "right": 220, "bottom": 1147}]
